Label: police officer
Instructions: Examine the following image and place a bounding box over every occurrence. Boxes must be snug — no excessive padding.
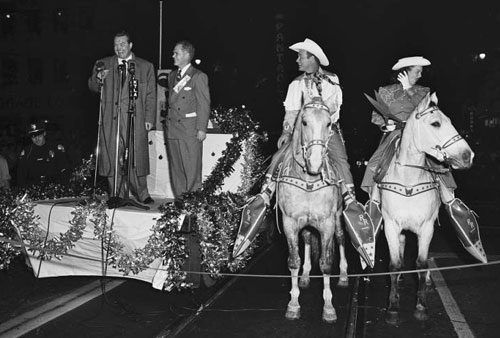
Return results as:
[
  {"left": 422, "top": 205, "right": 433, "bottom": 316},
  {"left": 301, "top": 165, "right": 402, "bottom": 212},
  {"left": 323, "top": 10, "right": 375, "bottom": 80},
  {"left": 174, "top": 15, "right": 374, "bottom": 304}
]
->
[{"left": 17, "top": 120, "right": 69, "bottom": 187}]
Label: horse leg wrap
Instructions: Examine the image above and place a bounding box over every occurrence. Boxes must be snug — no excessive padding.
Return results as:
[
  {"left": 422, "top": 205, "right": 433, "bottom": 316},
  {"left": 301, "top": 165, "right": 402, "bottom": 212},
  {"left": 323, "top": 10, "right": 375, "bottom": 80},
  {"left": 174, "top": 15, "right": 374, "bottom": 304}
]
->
[{"left": 445, "top": 198, "right": 487, "bottom": 263}]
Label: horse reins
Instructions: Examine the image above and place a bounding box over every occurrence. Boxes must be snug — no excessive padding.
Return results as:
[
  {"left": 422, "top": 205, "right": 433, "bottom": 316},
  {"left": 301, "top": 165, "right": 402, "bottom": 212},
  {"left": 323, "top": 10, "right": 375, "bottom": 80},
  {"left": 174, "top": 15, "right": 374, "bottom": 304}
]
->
[
  {"left": 300, "top": 102, "right": 332, "bottom": 160},
  {"left": 380, "top": 105, "right": 464, "bottom": 197},
  {"left": 396, "top": 106, "right": 463, "bottom": 173}
]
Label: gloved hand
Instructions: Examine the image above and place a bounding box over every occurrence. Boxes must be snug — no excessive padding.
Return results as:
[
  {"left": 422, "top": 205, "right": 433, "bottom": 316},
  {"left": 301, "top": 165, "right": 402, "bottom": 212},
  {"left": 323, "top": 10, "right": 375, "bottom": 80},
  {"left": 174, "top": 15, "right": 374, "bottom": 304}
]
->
[
  {"left": 384, "top": 119, "right": 396, "bottom": 132},
  {"left": 397, "top": 71, "right": 411, "bottom": 90},
  {"left": 277, "top": 133, "right": 292, "bottom": 149}
]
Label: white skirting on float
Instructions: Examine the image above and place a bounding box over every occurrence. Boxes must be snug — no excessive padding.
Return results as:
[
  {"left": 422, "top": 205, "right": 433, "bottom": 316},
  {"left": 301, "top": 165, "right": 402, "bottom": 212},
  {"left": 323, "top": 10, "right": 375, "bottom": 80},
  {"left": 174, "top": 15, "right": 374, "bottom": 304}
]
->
[{"left": 23, "top": 130, "right": 245, "bottom": 289}]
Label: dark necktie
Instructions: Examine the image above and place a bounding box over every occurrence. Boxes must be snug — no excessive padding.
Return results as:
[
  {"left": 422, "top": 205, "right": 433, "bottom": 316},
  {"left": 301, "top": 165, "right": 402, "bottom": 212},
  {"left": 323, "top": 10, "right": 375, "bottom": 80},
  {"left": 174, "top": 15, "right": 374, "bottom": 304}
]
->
[
  {"left": 176, "top": 68, "right": 182, "bottom": 82},
  {"left": 312, "top": 72, "right": 324, "bottom": 97},
  {"left": 121, "top": 60, "right": 127, "bottom": 87}
]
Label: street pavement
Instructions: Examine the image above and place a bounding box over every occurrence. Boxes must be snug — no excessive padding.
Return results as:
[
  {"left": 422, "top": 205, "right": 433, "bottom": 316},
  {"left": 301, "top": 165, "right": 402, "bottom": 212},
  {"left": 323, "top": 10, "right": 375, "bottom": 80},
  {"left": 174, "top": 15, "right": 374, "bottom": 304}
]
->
[{"left": 1, "top": 207, "right": 499, "bottom": 338}]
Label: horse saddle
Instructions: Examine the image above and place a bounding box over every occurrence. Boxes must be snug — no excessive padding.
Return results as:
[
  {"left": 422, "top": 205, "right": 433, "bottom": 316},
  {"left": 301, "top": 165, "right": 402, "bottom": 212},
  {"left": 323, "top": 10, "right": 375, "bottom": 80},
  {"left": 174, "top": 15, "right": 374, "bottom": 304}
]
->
[{"left": 373, "top": 134, "right": 400, "bottom": 183}]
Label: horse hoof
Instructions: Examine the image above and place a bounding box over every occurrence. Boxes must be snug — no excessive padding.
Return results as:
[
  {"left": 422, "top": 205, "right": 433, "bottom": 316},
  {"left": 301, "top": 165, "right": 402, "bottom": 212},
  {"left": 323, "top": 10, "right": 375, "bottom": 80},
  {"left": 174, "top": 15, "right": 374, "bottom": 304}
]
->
[
  {"left": 414, "top": 308, "right": 429, "bottom": 321},
  {"left": 285, "top": 306, "right": 301, "bottom": 321},
  {"left": 385, "top": 311, "right": 400, "bottom": 326},
  {"left": 299, "top": 277, "right": 310, "bottom": 289},
  {"left": 337, "top": 277, "right": 349, "bottom": 288},
  {"left": 322, "top": 307, "right": 337, "bottom": 323}
]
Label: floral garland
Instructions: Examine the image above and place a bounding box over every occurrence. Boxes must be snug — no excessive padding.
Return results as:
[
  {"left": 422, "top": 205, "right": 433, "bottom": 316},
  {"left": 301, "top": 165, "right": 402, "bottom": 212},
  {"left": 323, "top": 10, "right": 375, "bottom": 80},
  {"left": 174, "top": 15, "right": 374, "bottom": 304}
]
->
[
  {"left": 2, "top": 106, "right": 268, "bottom": 291},
  {"left": 1, "top": 157, "right": 106, "bottom": 268}
]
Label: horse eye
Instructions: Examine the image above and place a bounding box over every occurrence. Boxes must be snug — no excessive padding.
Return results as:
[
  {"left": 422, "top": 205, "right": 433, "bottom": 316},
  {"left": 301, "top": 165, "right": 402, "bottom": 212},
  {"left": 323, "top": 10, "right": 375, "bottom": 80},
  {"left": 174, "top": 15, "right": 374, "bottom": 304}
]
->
[
  {"left": 327, "top": 122, "right": 331, "bottom": 128},
  {"left": 302, "top": 120, "right": 307, "bottom": 126},
  {"left": 431, "top": 122, "right": 441, "bottom": 128}
]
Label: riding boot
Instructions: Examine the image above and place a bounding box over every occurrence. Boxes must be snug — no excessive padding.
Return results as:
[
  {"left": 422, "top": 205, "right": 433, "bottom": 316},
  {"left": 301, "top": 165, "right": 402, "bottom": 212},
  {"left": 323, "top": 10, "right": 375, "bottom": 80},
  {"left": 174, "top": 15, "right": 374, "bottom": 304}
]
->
[
  {"left": 365, "top": 184, "right": 383, "bottom": 241},
  {"left": 341, "top": 182, "right": 376, "bottom": 268},
  {"left": 233, "top": 178, "right": 275, "bottom": 257},
  {"left": 439, "top": 182, "right": 487, "bottom": 263}
]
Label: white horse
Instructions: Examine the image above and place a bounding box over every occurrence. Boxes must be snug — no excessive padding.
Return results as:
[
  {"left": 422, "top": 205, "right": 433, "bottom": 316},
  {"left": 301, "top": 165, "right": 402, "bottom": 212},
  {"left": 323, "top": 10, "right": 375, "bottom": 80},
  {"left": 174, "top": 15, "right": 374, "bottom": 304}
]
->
[
  {"left": 277, "top": 100, "right": 348, "bottom": 323},
  {"left": 378, "top": 93, "right": 474, "bottom": 325}
]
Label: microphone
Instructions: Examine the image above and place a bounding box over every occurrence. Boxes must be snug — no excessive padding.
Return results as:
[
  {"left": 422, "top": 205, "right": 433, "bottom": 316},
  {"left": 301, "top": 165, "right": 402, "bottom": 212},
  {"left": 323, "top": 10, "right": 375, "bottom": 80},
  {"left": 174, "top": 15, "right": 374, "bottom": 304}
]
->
[
  {"left": 95, "top": 61, "right": 105, "bottom": 73},
  {"left": 129, "top": 77, "right": 138, "bottom": 99},
  {"left": 95, "top": 61, "right": 106, "bottom": 84},
  {"left": 118, "top": 64, "right": 125, "bottom": 73},
  {"left": 128, "top": 61, "right": 136, "bottom": 75}
]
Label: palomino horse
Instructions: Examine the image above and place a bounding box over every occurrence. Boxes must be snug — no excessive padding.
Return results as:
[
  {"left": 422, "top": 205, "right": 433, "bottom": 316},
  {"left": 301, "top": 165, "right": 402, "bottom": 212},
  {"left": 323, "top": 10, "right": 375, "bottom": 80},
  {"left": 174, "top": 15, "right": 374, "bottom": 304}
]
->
[
  {"left": 377, "top": 93, "right": 474, "bottom": 325},
  {"left": 276, "top": 100, "right": 348, "bottom": 323}
]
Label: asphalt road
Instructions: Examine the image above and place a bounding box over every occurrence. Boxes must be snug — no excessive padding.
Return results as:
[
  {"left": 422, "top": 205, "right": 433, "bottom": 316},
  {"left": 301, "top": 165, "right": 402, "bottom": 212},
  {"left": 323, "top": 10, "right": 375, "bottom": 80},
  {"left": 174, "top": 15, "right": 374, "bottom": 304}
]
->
[{"left": 1, "top": 211, "right": 500, "bottom": 338}]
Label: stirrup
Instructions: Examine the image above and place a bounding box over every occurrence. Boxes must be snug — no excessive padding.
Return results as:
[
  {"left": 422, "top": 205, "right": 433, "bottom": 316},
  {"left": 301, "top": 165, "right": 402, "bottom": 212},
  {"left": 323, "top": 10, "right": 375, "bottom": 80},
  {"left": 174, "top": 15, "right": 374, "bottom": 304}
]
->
[
  {"left": 233, "top": 194, "right": 268, "bottom": 257},
  {"left": 445, "top": 198, "right": 487, "bottom": 263},
  {"left": 343, "top": 200, "right": 376, "bottom": 268},
  {"left": 365, "top": 200, "right": 383, "bottom": 240}
]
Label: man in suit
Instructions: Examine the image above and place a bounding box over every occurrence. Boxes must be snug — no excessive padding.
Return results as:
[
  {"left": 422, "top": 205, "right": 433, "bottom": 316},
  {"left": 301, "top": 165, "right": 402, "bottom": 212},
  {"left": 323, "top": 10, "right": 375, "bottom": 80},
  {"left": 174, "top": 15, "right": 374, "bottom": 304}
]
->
[
  {"left": 88, "top": 30, "right": 156, "bottom": 205},
  {"left": 166, "top": 40, "right": 213, "bottom": 289},
  {"left": 166, "top": 40, "right": 211, "bottom": 198}
]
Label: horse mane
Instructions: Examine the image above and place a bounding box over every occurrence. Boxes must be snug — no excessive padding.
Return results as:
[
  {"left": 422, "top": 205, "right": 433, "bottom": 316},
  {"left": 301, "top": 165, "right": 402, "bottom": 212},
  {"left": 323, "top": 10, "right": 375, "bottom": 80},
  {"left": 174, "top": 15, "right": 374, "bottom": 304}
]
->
[
  {"left": 277, "top": 98, "right": 334, "bottom": 179},
  {"left": 291, "top": 110, "right": 306, "bottom": 169}
]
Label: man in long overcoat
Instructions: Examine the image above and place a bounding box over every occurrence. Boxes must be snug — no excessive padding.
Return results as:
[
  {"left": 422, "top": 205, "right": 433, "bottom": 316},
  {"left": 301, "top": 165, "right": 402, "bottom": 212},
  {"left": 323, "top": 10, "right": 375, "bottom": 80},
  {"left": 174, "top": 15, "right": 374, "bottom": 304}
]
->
[{"left": 88, "top": 30, "right": 156, "bottom": 204}]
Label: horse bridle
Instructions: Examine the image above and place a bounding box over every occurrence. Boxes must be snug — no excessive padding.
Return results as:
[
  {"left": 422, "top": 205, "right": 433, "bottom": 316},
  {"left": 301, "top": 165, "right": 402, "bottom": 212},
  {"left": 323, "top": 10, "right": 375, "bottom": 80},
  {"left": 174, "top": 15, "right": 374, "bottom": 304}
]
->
[
  {"left": 397, "top": 106, "right": 463, "bottom": 172},
  {"left": 300, "top": 102, "right": 332, "bottom": 159}
]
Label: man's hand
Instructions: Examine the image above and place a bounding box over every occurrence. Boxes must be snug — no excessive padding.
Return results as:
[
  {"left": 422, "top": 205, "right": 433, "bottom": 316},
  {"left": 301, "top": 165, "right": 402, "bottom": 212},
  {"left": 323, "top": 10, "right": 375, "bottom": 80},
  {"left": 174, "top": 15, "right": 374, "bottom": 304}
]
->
[
  {"left": 97, "top": 69, "right": 109, "bottom": 81},
  {"left": 145, "top": 122, "right": 153, "bottom": 131},
  {"left": 277, "top": 133, "right": 292, "bottom": 149},
  {"left": 197, "top": 130, "right": 207, "bottom": 142},
  {"left": 397, "top": 71, "right": 411, "bottom": 90}
]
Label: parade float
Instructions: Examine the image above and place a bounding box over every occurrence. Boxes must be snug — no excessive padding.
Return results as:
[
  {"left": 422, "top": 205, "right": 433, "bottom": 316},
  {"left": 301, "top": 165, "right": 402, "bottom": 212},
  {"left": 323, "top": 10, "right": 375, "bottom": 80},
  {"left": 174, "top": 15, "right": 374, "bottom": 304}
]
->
[{"left": 0, "top": 106, "right": 268, "bottom": 291}]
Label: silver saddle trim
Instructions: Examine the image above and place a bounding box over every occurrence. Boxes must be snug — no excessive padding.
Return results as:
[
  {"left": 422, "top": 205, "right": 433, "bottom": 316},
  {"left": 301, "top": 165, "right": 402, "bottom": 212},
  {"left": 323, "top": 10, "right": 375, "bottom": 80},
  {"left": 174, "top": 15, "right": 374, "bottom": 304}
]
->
[
  {"left": 378, "top": 181, "right": 439, "bottom": 197},
  {"left": 276, "top": 175, "right": 334, "bottom": 192}
]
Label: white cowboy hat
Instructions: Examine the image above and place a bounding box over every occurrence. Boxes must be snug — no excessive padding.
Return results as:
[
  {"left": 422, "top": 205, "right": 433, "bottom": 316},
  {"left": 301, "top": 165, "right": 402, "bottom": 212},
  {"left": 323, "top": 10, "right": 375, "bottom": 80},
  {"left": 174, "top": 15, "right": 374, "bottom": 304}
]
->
[
  {"left": 392, "top": 56, "right": 431, "bottom": 70},
  {"left": 289, "top": 38, "right": 329, "bottom": 66}
]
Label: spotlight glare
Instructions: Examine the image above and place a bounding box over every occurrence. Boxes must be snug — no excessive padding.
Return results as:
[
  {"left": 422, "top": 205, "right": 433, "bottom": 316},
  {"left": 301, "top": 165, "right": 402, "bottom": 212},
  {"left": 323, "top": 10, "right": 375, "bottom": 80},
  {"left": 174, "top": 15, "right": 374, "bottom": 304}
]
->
[
  {"left": 194, "top": 59, "right": 201, "bottom": 65},
  {"left": 479, "top": 53, "right": 486, "bottom": 60}
]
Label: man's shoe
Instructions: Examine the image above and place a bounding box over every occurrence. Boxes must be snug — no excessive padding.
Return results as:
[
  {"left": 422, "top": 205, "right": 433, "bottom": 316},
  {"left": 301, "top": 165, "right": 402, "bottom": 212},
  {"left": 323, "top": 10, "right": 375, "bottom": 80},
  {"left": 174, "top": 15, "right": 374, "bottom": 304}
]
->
[{"left": 142, "top": 197, "right": 155, "bottom": 204}]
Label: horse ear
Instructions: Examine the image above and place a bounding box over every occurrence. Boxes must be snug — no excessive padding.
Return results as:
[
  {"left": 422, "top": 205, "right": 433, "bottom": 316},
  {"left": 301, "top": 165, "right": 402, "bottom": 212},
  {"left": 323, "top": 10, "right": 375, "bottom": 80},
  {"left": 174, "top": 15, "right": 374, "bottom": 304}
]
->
[
  {"left": 416, "top": 93, "right": 431, "bottom": 113},
  {"left": 430, "top": 92, "right": 438, "bottom": 105}
]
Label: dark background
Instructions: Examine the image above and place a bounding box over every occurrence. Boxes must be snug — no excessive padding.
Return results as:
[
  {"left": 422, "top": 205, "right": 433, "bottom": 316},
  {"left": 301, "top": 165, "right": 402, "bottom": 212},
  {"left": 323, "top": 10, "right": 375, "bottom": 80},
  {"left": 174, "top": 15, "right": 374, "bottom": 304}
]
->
[{"left": 0, "top": 0, "right": 499, "bottom": 188}]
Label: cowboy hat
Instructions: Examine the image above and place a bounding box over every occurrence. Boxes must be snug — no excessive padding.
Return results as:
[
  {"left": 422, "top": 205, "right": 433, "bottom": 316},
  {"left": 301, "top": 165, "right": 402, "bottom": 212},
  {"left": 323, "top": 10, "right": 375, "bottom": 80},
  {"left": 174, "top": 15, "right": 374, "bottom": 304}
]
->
[
  {"left": 289, "top": 38, "right": 329, "bottom": 66},
  {"left": 392, "top": 56, "right": 431, "bottom": 70}
]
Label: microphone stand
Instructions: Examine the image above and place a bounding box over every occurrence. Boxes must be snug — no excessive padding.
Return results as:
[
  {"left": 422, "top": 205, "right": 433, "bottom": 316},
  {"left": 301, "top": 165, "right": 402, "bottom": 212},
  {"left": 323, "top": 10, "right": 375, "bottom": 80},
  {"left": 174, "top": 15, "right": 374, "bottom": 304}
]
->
[
  {"left": 107, "top": 62, "right": 149, "bottom": 210},
  {"left": 93, "top": 73, "right": 104, "bottom": 198}
]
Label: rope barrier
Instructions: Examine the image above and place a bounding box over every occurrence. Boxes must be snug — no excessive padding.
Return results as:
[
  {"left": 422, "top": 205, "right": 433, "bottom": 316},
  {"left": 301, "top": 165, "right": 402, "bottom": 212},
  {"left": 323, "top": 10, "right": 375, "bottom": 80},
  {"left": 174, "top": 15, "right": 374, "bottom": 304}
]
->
[{"left": 2, "top": 236, "right": 500, "bottom": 279}]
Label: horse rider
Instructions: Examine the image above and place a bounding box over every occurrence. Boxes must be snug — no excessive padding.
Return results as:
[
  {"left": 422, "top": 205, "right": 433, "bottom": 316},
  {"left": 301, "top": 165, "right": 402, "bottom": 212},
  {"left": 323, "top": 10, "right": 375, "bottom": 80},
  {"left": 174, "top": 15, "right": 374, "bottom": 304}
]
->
[
  {"left": 362, "top": 56, "right": 482, "bottom": 258},
  {"left": 234, "top": 38, "right": 375, "bottom": 266}
]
